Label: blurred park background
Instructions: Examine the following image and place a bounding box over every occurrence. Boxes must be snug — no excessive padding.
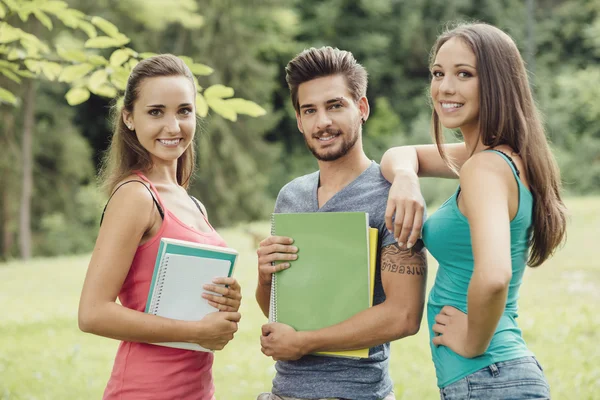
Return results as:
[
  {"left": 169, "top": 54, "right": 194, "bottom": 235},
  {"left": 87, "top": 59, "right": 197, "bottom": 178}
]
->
[{"left": 0, "top": 0, "right": 599, "bottom": 398}]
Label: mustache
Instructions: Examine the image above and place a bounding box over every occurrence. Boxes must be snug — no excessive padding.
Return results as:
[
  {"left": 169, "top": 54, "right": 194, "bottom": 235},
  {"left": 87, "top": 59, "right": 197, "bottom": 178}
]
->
[{"left": 313, "top": 128, "right": 342, "bottom": 138}]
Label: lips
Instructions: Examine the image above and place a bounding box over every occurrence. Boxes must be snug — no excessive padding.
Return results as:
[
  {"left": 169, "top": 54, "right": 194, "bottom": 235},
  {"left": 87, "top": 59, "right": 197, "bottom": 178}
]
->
[
  {"left": 157, "top": 138, "right": 182, "bottom": 146},
  {"left": 440, "top": 102, "right": 463, "bottom": 109},
  {"left": 314, "top": 130, "right": 341, "bottom": 142}
]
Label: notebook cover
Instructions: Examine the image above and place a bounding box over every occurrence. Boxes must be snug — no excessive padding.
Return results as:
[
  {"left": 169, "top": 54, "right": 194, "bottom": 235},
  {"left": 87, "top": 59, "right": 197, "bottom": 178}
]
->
[
  {"left": 316, "top": 227, "right": 378, "bottom": 359},
  {"left": 144, "top": 238, "right": 238, "bottom": 352},
  {"left": 271, "top": 212, "right": 371, "bottom": 334}
]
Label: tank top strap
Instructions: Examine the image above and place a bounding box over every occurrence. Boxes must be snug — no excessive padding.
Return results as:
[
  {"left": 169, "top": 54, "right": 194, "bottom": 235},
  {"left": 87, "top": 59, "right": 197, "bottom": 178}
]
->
[
  {"left": 100, "top": 177, "right": 164, "bottom": 226},
  {"left": 484, "top": 149, "right": 521, "bottom": 180},
  {"left": 133, "top": 171, "right": 166, "bottom": 210}
]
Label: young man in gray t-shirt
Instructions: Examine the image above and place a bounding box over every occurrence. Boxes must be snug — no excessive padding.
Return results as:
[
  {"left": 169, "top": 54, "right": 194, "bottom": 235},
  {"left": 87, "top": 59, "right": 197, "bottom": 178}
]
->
[{"left": 255, "top": 47, "right": 427, "bottom": 400}]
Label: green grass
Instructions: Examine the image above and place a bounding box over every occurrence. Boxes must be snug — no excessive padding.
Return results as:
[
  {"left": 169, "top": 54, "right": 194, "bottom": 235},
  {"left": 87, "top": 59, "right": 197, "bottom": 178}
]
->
[{"left": 1, "top": 197, "right": 599, "bottom": 399}]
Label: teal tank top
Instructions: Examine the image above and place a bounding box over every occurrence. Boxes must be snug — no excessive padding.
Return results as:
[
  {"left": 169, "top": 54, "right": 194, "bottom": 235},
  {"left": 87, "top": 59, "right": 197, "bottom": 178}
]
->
[{"left": 422, "top": 150, "right": 535, "bottom": 388}]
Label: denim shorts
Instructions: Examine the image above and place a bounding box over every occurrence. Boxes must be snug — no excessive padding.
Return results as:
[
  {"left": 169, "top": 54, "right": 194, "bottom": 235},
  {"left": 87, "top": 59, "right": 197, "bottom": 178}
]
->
[
  {"left": 257, "top": 392, "right": 396, "bottom": 400},
  {"left": 439, "top": 356, "right": 550, "bottom": 400}
]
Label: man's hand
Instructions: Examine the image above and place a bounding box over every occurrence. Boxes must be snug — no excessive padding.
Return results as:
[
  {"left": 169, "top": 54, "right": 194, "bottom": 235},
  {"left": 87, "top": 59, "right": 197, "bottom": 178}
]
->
[
  {"left": 384, "top": 170, "right": 425, "bottom": 249},
  {"left": 260, "top": 322, "right": 306, "bottom": 361},
  {"left": 256, "top": 236, "right": 298, "bottom": 286},
  {"left": 432, "top": 306, "right": 482, "bottom": 359}
]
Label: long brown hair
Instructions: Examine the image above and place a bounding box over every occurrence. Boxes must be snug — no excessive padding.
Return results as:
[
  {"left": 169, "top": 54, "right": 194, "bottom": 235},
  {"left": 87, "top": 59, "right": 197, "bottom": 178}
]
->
[
  {"left": 430, "top": 23, "right": 567, "bottom": 267},
  {"left": 100, "top": 54, "right": 196, "bottom": 194},
  {"left": 285, "top": 46, "right": 368, "bottom": 113}
]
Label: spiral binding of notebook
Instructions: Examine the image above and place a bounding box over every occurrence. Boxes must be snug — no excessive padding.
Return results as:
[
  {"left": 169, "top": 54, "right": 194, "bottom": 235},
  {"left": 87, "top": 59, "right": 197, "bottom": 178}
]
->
[
  {"left": 148, "top": 255, "right": 170, "bottom": 315},
  {"left": 268, "top": 213, "right": 278, "bottom": 323}
]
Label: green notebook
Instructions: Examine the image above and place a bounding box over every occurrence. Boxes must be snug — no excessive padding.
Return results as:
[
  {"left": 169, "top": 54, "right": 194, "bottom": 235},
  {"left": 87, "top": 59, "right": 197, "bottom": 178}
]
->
[
  {"left": 269, "top": 212, "right": 372, "bottom": 355},
  {"left": 145, "top": 238, "right": 238, "bottom": 352}
]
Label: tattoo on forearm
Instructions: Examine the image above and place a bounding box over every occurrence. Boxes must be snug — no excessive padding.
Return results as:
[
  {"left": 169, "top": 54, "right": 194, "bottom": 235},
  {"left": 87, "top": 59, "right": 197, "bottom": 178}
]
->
[{"left": 381, "top": 241, "right": 427, "bottom": 276}]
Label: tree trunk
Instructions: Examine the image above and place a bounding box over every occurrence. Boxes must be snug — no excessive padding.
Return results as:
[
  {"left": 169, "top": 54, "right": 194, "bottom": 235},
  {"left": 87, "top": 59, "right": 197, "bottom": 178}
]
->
[
  {"left": 19, "top": 79, "right": 36, "bottom": 260},
  {"left": 1, "top": 110, "right": 16, "bottom": 259}
]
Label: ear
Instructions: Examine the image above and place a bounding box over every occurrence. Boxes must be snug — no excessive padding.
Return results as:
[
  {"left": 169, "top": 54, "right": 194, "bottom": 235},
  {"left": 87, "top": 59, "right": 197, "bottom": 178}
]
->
[
  {"left": 295, "top": 111, "right": 304, "bottom": 133},
  {"left": 358, "top": 96, "right": 370, "bottom": 124},
  {"left": 122, "top": 110, "right": 134, "bottom": 131}
]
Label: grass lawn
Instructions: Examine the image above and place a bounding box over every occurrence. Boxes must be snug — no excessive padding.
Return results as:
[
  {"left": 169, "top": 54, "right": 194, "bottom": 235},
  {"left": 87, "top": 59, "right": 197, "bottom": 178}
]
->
[{"left": 1, "top": 197, "right": 598, "bottom": 399}]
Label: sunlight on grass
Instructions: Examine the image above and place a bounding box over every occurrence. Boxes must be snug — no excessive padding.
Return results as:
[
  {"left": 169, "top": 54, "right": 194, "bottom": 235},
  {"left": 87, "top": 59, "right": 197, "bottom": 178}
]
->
[{"left": 0, "top": 197, "right": 598, "bottom": 399}]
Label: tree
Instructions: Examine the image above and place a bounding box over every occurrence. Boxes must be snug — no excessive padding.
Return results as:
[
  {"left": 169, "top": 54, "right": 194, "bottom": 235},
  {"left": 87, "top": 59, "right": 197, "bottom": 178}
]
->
[{"left": 0, "top": 0, "right": 266, "bottom": 259}]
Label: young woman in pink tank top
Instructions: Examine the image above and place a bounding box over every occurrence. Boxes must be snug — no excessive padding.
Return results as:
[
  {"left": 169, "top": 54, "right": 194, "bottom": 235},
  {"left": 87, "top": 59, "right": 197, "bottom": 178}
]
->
[{"left": 78, "top": 54, "right": 242, "bottom": 400}]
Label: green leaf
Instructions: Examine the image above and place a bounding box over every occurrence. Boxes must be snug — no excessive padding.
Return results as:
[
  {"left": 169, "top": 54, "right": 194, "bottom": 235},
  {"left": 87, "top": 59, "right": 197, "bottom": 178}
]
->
[
  {"left": 41, "top": 61, "right": 62, "bottom": 81},
  {"left": 0, "top": 87, "right": 17, "bottom": 104},
  {"left": 109, "top": 49, "right": 129, "bottom": 67},
  {"left": 2, "top": 0, "right": 18, "bottom": 11},
  {"left": 7, "top": 48, "right": 25, "bottom": 60},
  {"left": 206, "top": 98, "right": 237, "bottom": 121},
  {"left": 65, "top": 87, "right": 90, "bottom": 105},
  {"left": 55, "top": 9, "right": 82, "bottom": 29},
  {"left": 57, "top": 47, "right": 87, "bottom": 63},
  {"left": 91, "top": 16, "right": 120, "bottom": 38},
  {"left": 192, "top": 76, "right": 202, "bottom": 91},
  {"left": 89, "top": 84, "right": 117, "bottom": 98},
  {"left": 204, "top": 84, "right": 234, "bottom": 100},
  {"left": 0, "top": 60, "right": 18, "bottom": 71},
  {"left": 225, "top": 98, "right": 267, "bottom": 117},
  {"left": 77, "top": 21, "right": 97, "bottom": 38},
  {"left": 24, "top": 59, "right": 41, "bottom": 74},
  {"left": 189, "top": 63, "right": 213, "bottom": 76},
  {"left": 195, "top": 93, "right": 208, "bottom": 117},
  {"left": 178, "top": 56, "right": 194, "bottom": 67},
  {"left": 15, "top": 69, "right": 35, "bottom": 78},
  {"left": 126, "top": 59, "right": 138, "bottom": 71},
  {"left": 18, "top": 10, "right": 32, "bottom": 22},
  {"left": 109, "top": 67, "right": 129, "bottom": 91},
  {"left": 87, "top": 54, "right": 109, "bottom": 66},
  {"left": 19, "top": 31, "right": 50, "bottom": 53},
  {"left": 0, "top": 3, "right": 6, "bottom": 19},
  {"left": 39, "top": 1, "right": 69, "bottom": 14},
  {"left": 58, "top": 63, "right": 94, "bottom": 83},
  {"left": 88, "top": 69, "right": 108, "bottom": 91},
  {"left": 33, "top": 10, "right": 53, "bottom": 30},
  {"left": 0, "top": 68, "right": 21, "bottom": 83},
  {"left": 0, "top": 23, "right": 21, "bottom": 44},
  {"left": 84, "top": 35, "right": 129, "bottom": 49},
  {"left": 138, "top": 52, "right": 157, "bottom": 59}
]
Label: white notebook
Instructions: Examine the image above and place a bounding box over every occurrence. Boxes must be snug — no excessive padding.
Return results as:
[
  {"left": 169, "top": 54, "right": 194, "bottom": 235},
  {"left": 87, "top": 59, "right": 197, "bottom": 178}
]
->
[{"left": 145, "top": 238, "right": 238, "bottom": 352}]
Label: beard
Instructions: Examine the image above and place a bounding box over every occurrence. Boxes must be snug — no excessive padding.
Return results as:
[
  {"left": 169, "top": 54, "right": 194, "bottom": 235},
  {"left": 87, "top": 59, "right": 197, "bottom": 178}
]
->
[{"left": 304, "top": 125, "right": 360, "bottom": 162}]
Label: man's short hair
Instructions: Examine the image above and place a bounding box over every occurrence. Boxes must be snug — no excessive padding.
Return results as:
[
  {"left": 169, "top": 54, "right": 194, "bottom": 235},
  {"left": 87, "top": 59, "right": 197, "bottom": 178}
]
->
[{"left": 285, "top": 46, "right": 368, "bottom": 113}]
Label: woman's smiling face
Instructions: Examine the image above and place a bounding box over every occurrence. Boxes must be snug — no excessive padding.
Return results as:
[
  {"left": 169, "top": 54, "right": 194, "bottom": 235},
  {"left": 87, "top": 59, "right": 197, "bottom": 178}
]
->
[
  {"left": 430, "top": 37, "right": 480, "bottom": 137},
  {"left": 123, "top": 75, "right": 196, "bottom": 167}
]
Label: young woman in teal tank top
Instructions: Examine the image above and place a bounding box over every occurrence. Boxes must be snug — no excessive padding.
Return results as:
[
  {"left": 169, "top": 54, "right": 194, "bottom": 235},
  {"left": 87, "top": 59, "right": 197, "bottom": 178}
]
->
[{"left": 380, "top": 23, "right": 567, "bottom": 399}]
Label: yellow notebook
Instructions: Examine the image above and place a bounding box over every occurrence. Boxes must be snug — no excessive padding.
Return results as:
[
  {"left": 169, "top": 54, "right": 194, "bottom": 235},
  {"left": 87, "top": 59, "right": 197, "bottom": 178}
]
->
[{"left": 316, "top": 227, "right": 378, "bottom": 359}]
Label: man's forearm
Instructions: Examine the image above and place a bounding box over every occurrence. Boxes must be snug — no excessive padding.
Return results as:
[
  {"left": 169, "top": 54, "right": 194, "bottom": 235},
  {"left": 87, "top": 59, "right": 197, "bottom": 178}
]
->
[
  {"left": 255, "top": 283, "right": 271, "bottom": 318},
  {"left": 299, "top": 301, "right": 421, "bottom": 354}
]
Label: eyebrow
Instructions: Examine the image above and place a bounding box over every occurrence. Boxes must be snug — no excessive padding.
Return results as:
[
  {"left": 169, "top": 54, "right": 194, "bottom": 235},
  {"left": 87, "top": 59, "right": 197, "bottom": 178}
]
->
[
  {"left": 432, "top": 63, "right": 476, "bottom": 69},
  {"left": 299, "top": 97, "right": 348, "bottom": 110},
  {"left": 146, "top": 103, "right": 193, "bottom": 108}
]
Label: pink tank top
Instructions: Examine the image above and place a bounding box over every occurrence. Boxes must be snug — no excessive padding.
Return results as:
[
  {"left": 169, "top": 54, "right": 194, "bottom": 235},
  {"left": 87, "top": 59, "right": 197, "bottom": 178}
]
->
[{"left": 103, "top": 172, "right": 227, "bottom": 400}]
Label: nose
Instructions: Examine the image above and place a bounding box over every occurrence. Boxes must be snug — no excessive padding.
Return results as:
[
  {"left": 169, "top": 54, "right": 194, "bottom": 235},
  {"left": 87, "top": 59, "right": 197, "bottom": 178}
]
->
[
  {"left": 164, "top": 114, "right": 181, "bottom": 134},
  {"left": 439, "top": 75, "right": 456, "bottom": 95},
  {"left": 315, "top": 109, "right": 332, "bottom": 131}
]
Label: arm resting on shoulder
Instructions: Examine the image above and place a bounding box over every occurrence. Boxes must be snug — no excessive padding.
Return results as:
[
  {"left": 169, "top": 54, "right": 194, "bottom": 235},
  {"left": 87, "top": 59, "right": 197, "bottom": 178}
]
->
[{"left": 381, "top": 143, "right": 470, "bottom": 180}]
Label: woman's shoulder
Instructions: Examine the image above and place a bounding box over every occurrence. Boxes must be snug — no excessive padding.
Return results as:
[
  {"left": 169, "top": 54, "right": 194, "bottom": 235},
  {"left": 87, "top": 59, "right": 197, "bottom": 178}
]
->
[
  {"left": 459, "top": 149, "right": 521, "bottom": 196},
  {"left": 105, "top": 175, "right": 157, "bottom": 214}
]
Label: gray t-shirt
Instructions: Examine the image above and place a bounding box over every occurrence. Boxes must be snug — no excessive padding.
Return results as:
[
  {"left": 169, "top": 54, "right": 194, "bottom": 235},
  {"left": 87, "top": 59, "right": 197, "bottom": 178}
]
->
[{"left": 271, "top": 162, "right": 396, "bottom": 400}]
